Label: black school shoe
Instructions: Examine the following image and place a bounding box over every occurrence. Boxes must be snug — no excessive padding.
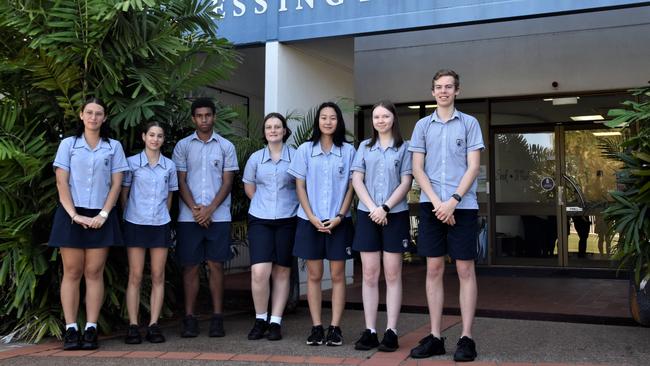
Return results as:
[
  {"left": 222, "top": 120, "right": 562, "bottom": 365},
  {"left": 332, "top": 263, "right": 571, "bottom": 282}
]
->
[
  {"left": 247, "top": 319, "right": 268, "bottom": 340},
  {"left": 145, "top": 323, "right": 166, "bottom": 343},
  {"left": 354, "top": 329, "right": 379, "bottom": 350},
  {"left": 181, "top": 315, "right": 199, "bottom": 337},
  {"left": 81, "top": 326, "right": 99, "bottom": 350},
  {"left": 453, "top": 336, "right": 477, "bottom": 362},
  {"left": 124, "top": 324, "right": 142, "bottom": 344},
  {"left": 325, "top": 325, "right": 343, "bottom": 346},
  {"left": 209, "top": 314, "right": 225, "bottom": 337},
  {"left": 306, "top": 325, "right": 324, "bottom": 345},
  {"left": 266, "top": 322, "right": 282, "bottom": 341},
  {"left": 63, "top": 327, "right": 81, "bottom": 350},
  {"left": 378, "top": 329, "right": 399, "bottom": 352},
  {"left": 409, "top": 334, "right": 445, "bottom": 358}
]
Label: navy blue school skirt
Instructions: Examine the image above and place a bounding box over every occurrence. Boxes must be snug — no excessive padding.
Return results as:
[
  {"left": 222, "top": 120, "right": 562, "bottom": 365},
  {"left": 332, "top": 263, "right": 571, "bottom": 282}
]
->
[
  {"left": 48, "top": 206, "right": 123, "bottom": 248},
  {"left": 123, "top": 221, "right": 172, "bottom": 248}
]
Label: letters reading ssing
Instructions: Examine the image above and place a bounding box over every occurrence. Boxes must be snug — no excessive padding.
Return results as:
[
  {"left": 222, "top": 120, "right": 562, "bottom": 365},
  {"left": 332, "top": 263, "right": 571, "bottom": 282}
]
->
[{"left": 214, "top": 0, "right": 371, "bottom": 18}]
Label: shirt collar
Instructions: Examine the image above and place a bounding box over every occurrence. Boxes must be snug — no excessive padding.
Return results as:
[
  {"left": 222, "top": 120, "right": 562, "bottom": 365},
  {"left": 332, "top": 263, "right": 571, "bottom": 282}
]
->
[
  {"left": 191, "top": 131, "right": 220, "bottom": 143},
  {"left": 369, "top": 139, "right": 397, "bottom": 152},
  {"left": 311, "top": 141, "right": 342, "bottom": 157},
  {"left": 261, "top": 144, "right": 291, "bottom": 163},
  {"left": 431, "top": 108, "right": 460, "bottom": 124},
  {"left": 72, "top": 135, "right": 112, "bottom": 151},
  {"left": 138, "top": 150, "right": 165, "bottom": 168}
]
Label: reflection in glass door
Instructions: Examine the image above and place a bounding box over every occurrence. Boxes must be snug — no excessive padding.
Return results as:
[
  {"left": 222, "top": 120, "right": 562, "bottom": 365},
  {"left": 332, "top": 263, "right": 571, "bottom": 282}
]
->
[
  {"left": 564, "top": 128, "right": 621, "bottom": 267},
  {"left": 493, "top": 130, "right": 559, "bottom": 266}
]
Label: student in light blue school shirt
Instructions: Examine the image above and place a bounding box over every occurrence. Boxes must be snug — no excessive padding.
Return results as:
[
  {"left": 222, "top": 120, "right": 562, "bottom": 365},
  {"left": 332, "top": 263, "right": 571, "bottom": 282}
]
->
[
  {"left": 48, "top": 98, "right": 128, "bottom": 351},
  {"left": 287, "top": 102, "right": 355, "bottom": 347},
  {"left": 350, "top": 101, "right": 413, "bottom": 352},
  {"left": 120, "top": 122, "right": 178, "bottom": 344},
  {"left": 408, "top": 70, "right": 484, "bottom": 362},
  {"left": 242, "top": 113, "right": 298, "bottom": 341},
  {"left": 172, "top": 98, "right": 238, "bottom": 338}
]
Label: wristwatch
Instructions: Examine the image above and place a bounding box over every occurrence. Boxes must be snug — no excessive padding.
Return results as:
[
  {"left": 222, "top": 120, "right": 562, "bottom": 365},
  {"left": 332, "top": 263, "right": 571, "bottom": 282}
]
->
[
  {"left": 381, "top": 204, "right": 390, "bottom": 213},
  {"left": 451, "top": 193, "right": 462, "bottom": 203},
  {"left": 99, "top": 210, "right": 109, "bottom": 219}
]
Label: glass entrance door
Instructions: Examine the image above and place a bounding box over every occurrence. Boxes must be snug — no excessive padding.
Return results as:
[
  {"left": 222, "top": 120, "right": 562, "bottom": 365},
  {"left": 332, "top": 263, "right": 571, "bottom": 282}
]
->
[{"left": 492, "top": 129, "right": 561, "bottom": 266}]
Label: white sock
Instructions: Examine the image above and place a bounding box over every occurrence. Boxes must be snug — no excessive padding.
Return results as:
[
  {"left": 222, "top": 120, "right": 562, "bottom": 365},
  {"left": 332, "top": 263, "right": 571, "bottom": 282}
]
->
[
  {"left": 65, "top": 323, "right": 78, "bottom": 331},
  {"left": 368, "top": 328, "right": 376, "bottom": 334},
  {"left": 386, "top": 328, "right": 397, "bottom": 335},
  {"left": 256, "top": 312, "right": 268, "bottom": 321},
  {"left": 269, "top": 316, "right": 282, "bottom": 325},
  {"left": 85, "top": 322, "right": 97, "bottom": 330}
]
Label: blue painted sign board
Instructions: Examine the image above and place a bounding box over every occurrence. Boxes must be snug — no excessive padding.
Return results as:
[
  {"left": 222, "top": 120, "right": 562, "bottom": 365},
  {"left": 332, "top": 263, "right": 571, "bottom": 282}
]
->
[{"left": 212, "top": 0, "right": 650, "bottom": 45}]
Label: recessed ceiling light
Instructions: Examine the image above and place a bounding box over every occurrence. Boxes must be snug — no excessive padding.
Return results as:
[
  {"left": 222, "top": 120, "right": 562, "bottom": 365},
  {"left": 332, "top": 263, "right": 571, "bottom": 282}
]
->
[
  {"left": 592, "top": 131, "right": 621, "bottom": 136},
  {"left": 570, "top": 115, "right": 604, "bottom": 121},
  {"left": 407, "top": 105, "right": 419, "bottom": 109}
]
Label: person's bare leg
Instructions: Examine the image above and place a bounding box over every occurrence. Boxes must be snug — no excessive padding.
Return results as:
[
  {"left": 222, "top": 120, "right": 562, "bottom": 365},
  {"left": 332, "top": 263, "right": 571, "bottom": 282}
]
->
[
  {"left": 329, "top": 260, "right": 346, "bottom": 326},
  {"left": 383, "top": 252, "right": 403, "bottom": 330},
  {"left": 251, "top": 262, "right": 273, "bottom": 314},
  {"left": 148, "top": 248, "right": 168, "bottom": 325},
  {"left": 306, "top": 260, "right": 324, "bottom": 325},
  {"left": 425, "top": 257, "right": 445, "bottom": 337},
  {"left": 360, "top": 251, "right": 381, "bottom": 330},
  {"left": 270, "top": 265, "right": 291, "bottom": 317},
  {"left": 60, "top": 248, "right": 85, "bottom": 325},
  {"left": 456, "top": 259, "right": 477, "bottom": 338},
  {"left": 83, "top": 248, "right": 109, "bottom": 323},
  {"left": 126, "top": 247, "right": 145, "bottom": 325}
]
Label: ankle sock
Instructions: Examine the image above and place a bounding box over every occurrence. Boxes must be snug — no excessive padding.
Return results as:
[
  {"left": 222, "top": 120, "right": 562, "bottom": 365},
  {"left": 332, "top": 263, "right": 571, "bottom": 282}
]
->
[
  {"left": 85, "top": 322, "right": 97, "bottom": 330},
  {"left": 269, "top": 315, "right": 282, "bottom": 325},
  {"left": 66, "top": 323, "right": 78, "bottom": 331},
  {"left": 256, "top": 312, "right": 268, "bottom": 321}
]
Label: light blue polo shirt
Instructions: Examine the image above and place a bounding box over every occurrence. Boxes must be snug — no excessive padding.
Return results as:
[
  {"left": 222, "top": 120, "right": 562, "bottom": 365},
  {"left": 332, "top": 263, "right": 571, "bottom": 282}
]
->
[
  {"left": 351, "top": 139, "right": 412, "bottom": 213},
  {"left": 123, "top": 151, "right": 179, "bottom": 225},
  {"left": 287, "top": 141, "right": 356, "bottom": 221},
  {"left": 53, "top": 136, "right": 129, "bottom": 209},
  {"left": 242, "top": 145, "right": 298, "bottom": 220},
  {"left": 172, "top": 131, "right": 239, "bottom": 222},
  {"left": 408, "top": 109, "right": 484, "bottom": 209}
]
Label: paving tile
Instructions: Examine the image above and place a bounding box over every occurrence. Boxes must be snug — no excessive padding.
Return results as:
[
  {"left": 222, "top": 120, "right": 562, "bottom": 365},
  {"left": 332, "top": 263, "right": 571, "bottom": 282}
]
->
[
  {"left": 267, "top": 355, "right": 307, "bottom": 363},
  {"left": 231, "top": 353, "right": 271, "bottom": 362},
  {"left": 413, "top": 360, "right": 455, "bottom": 366},
  {"left": 158, "top": 351, "right": 201, "bottom": 360},
  {"left": 52, "top": 350, "right": 97, "bottom": 357},
  {"left": 497, "top": 363, "right": 536, "bottom": 366},
  {"left": 370, "top": 350, "right": 409, "bottom": 360},
  {"left": 341, "top": 357, "right": 366, "bottom": 365},
  {"left": 122, "top": 351, "right": 165, "bottom": 358},
  {"left": 360, "top": 358, "right": 402, "bottom": 366},
  {"left": 27, "top": 350, "right": 62, "bottom": 357},
  {"left": 466, "top": 362, "right": 497, "bottom": 366},
  {"left": 193, "top": 352, "right": 236, "bottom": 361},
  {"left": 88, "top": 351, "right": 130, "bottom": 358},
  {"left": 304, "top": 355, "right": 345, "bottom": 364}
]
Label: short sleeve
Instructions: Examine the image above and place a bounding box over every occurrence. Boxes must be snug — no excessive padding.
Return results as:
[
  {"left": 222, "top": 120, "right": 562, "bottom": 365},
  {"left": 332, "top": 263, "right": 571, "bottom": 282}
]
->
[
  {"left": 53, "top": 138, "right": 72, "bottom": 172},
  {"left": 122, "top": 160, "right": 134, "bottom": 187},
  {"left": 168, "top": 161, "right": 179, "bottom": 192},
  {"left": 242, "top": 151, "right": 258, "bottom": 185},
  {"left": 287, "top": 143, "right": 308, "bottom": 180},
  {"left": 172, "top": 139, "right": 187, "bottom": 172},
  {"left": 408, "top": 120, "right": 427, "bottom": 154},
  {"left": 400, "top": 142, "right": 413, "bottom": 176},
  {"left": 346, "top": 144, "right": 356, "bottom": 176},
  {"left": 351, "top": 141, "right": 366, "bottom": 173},
  {"left": 466, "top": 118, "right": 485, "bottom": 152},
  {"left": 111, "top": 141, "right": 129, "bottom": 174},
  {"left": 223, "top": 141, "right": 239, "bottom": 172}
]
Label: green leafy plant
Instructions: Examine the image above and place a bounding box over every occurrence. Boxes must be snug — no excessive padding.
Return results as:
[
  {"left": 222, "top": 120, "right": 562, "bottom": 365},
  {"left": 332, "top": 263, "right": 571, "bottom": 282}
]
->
[
  {"left": 603, "top": 86, "right": 650, "bottom": 290},
  {"left": 0, "top": 0, "right": 238, "bottom": 342}
]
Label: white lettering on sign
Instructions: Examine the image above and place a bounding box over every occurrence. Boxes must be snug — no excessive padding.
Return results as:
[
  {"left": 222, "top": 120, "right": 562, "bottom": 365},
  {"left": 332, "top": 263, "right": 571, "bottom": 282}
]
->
[{"left": 214, "top": 0, "right": 370, "bottom": 18}]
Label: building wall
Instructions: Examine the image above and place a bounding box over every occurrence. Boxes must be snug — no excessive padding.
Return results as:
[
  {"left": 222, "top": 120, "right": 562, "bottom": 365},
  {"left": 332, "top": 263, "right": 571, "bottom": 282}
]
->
[{"left": 354, "top": 7, "right": 650, "bottom": 104}]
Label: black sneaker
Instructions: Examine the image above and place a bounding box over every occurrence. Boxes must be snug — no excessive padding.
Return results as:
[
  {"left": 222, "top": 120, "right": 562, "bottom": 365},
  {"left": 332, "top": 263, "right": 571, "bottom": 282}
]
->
[
  {"left": 325, "top": 325, "right": 343, "bottom": 346},
  {"left": 181, "top": 315, "right": 199, "bottom": 338},
  {"left": 124, "top": 324, "right": 142, "bottom": 344},
  {"left": 247, "top": 319, "right": 268, "bottom": 340},
  {"left": 354, "top": 329, "right": 379, "bottom": 350},
  {"left": 306, "top": 325, "right": 324, "bottom": 345},
  {"left": 145, "top": 323, "right": 166, "bottom": 343},
  {"left": 378, "top": 329, "right": 399, "bottom": 352},
  {"left": 409, "top": 334, "right": 445, "bottom": 358},
  {"left": 81, "top": 326, "right": 99, "bottom": 350},
  {"left": 209, "top": 314, "right": 225, "bottom": 337},
  {"left": 266, "top": 322, "right": 282, "bottom": 341},
  {"left": 63, "top": 327, "right": 81, "bottom": 350},
  {"left": 453, "top": 336, "right": 477, "bottom": 362}
]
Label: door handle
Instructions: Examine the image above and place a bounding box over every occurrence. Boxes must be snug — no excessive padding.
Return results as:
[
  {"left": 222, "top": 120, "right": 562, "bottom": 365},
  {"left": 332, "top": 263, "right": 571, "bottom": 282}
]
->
[{"left": 557, "top": 185, "right": 564, "bottom": 206}]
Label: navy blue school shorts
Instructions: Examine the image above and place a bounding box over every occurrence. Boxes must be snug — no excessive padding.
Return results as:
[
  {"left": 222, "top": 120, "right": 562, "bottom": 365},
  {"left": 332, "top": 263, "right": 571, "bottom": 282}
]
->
[
  {"left": 175, "top": 222, "right": 233, "bottom": 266},
  {"left": 123, "top": 221, "right": 172, "bottom": 248},
  {"left": 353, "top": 210, "right": 411, "bottom": 253},
  {"left": 49, "top": 205, "right": 123, "bottom": 248},
  {"left": 417, "top": 203, "right": 478, "bottom": 260},
  {"left": 293, "top": 217, "right": 353, "bottom": 261},
  {"left": 247, "top": 215, "right": 296, "bottom": 267}
]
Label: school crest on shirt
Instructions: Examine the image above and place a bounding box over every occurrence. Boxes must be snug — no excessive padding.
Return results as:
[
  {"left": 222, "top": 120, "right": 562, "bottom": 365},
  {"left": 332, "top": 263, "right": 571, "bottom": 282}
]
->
[{"left": 104, "top": 158, "right": 109, "bottom": 166}]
